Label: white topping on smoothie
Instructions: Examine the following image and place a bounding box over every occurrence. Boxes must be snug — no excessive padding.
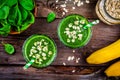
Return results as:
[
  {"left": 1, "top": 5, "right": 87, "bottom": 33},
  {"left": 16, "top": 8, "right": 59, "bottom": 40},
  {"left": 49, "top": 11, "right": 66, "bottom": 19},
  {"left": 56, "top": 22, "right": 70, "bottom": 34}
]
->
[
  {"left": 64, "top": 18, "right": 85, "bottom": 43},
  {"left": 68, "top": 23, "right": 73, "bottom": 27},
  {"left": 74, "top": 21, "right": 79, "bottom": 25},
  {"left": 48, "top": 51, "right": 52, "bottom": 55},
  {"left": 29, "top": 39, "right": 53, "bottom": 64},
  {"left": 43, "top": 46, "right": 48, "bottom": 52},
  {"left": 43, "top": 57, "right": 47, "bottom": 60},
  {"left": 67, "top": 39, "right": 70, "bottom": 43},
  {"left": 42, "top": 53, "right": 46, "bottom": 57}
]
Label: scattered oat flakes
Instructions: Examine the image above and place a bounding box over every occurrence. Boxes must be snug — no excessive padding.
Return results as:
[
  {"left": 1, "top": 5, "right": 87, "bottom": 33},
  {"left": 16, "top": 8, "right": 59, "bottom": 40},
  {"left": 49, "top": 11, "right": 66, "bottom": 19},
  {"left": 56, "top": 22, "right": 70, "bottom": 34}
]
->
[
  {"left": 72, "top": 7, "right": 76, "bottom": 10},
  {"left": 67, "top": 56, "right": 75, "bottom": 61},
  {"left": 61, "top": 4, "right": 67, "bottom": 8},
  {"left": 63, "top": 8, "right": 68, "bottom": 12},
  {"left": 63, "top": 62, "right": 66, "bottom": 66},
  {"left": 76, "top": 60, "right": 79, "bottom": 63},
  {"left": 86, "top": 0, "right": 90, "bottom": 4},
  {"left": 62, "top": 12, "right": 66, "bottom": 16},
  {"left": 56, "top": 0, "right": 59, "bottom": 3},
  {"left": 67, "top": 56, "right": 71, "bottom": 61},
  {"left": 73, "top": 50, "right": 75, "bottom": 53},
  {"left": 72, "top": 70, "right": 76, "bottom": 73},
  {"left": 76, "top": 58, "right": 80, "bottom": 63},
  {"left": 77, "top": 58, "right": 80, "bottom": 60},
  {"left": 71, "top": 56, "right": 75, "bottom": 60}
]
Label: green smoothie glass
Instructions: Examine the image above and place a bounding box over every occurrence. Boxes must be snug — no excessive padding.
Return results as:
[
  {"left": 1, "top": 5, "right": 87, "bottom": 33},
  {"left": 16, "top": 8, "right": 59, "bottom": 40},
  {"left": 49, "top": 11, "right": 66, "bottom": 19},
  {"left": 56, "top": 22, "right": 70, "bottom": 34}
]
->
[
  {"left": 58, "top": 14, "right": 92, "bottom": 48},
  {"left": 22, "top": 34, "right": 57, "bottom": 68}
]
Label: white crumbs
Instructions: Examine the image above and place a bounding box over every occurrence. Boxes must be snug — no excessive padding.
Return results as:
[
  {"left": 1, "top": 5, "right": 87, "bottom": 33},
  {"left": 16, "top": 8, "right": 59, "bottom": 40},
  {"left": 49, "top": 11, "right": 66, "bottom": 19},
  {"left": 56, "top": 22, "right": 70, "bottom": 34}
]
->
[
  {"left": 67, "top": 56, "right": 75, "bottom": 61},
  {"left": 55, "top": 0, "right": 90, "bottom": 16},
  {"left": 72, "top": 7, "right": 76, "bottom": 10},
  {"left": 76, "top": 58, "right": 80, "bottom": 63},
  {"left": 63, "top": 62, "right": 66, "bottom": 66},
  {"left": 72, "top": 70, "right": 76, "bottom": 73},
  {"left": 73, "top": 50, "right": 75, "bottom": 53},
  {"left": 86, "top": 0, "right": 90, "bottom": 4}
]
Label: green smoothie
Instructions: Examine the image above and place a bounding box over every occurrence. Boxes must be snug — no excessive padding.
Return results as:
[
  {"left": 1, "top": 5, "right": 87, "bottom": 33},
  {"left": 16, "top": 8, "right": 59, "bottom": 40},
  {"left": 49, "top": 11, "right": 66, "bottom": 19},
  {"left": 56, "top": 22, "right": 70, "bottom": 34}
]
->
[
  {"left": 58, "top": 14, "right": 92, "bottom": 48},
  {"left": 22, "top": 34, "right": 57, "bottom": 68}
]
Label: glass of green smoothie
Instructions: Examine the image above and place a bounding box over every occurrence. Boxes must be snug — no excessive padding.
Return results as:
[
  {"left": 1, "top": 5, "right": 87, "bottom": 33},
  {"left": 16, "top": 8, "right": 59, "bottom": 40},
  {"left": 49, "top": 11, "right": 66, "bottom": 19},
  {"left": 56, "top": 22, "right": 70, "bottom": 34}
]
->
[
  {"left": 58, "top": 14, "right": 92, "bottom": 48},
  {"left": 22, "top": 34, "right": 57, "bottom": 68}
]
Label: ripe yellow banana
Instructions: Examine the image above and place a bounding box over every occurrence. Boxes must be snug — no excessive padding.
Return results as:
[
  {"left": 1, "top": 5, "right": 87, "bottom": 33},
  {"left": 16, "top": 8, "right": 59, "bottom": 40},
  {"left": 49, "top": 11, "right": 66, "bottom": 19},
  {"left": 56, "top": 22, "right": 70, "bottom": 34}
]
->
[
  {"left": 105, "top": 61, "right": 120, "bottom": 77},
  {"left": 86, "top": 39, "right": 120, "bottom": 64}
]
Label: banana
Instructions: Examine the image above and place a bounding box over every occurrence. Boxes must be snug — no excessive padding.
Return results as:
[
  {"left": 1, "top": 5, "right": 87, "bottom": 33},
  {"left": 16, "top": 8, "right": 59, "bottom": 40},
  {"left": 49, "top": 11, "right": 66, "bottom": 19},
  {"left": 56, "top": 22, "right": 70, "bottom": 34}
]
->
[
  {"left": 86, "top": 39, "right": 120, "bottom": 64},
  {"left": 105, "top": 61, "right": 120, "bottom": 77}
]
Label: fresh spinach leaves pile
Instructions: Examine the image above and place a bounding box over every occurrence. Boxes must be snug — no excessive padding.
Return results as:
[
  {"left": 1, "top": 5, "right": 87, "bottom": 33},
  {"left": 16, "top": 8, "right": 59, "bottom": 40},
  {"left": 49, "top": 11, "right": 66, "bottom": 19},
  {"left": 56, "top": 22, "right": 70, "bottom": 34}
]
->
[{"left": 0, "top": 0, "right": 35, "bottom": 36}]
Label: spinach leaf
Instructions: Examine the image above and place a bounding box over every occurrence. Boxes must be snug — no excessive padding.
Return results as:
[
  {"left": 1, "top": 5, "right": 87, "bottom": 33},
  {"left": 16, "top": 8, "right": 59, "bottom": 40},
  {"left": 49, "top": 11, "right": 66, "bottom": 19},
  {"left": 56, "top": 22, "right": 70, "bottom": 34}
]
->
[
  {"left": 19, "top": 6, "right": 28, "bottom": 22},
  {"left": 20, "top": 12, "right": 35, "bottom": 31},
  {"left": 17, "top": 7, "right": 22, "bottom": 26},
  {"left": 0, "top": 0, "right": 7, "bottom": 8},
  {"left": 26, "top": 12, "right": 35, "bottom": 24},
  {"left": 19, "top": 0, "right": 35, "bottom": 10},
  {"left": 0, "top": 31, "right": 8, "bottom": 37},
  {"left": 0, "top": 6, "right": 10, "bottom": 19},
  {"left": 15, "top": 26, "right": 21, "bottom": 32},
  {"left": 8, "top": 4, "right": 18, "bottom": 26},
  {"left": 2, "top": 43, "right": 15, "bottom": 55},
  {"left": 47, "top": 12, "right": 56, "bottom": 23},
  {"left": 5, "top": 0, "right": 18, "bottom": 7},
  {"left": 13, "top": 6, "right": 22, "bottom": 32},
  {"left": 20, "top": 23, "right": 30, "bottom": 31},
  {"left": 0, "top": 20, "right": 11, "bottom": 36}
]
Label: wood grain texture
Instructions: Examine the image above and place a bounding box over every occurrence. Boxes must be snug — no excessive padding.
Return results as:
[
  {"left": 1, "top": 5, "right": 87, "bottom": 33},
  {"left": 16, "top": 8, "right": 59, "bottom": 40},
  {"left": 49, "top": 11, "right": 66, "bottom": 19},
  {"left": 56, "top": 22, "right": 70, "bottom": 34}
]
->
[
  {"left": 0, "top": 0, "right": 120, "bottom": 79},
  {"left": 35, "top": 0, "right": 98, "bottom": 18}
]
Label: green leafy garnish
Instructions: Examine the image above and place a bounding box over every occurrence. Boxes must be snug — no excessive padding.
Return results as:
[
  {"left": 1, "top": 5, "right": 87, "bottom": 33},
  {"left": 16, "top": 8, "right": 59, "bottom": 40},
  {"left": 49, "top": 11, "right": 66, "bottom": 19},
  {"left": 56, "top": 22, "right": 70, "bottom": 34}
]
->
[
  {"left": 19, "top": 0, "right": 35, "bottom": 10},
  {"left": 0, "top": 0, "right": 7, "bottom": 8},
  {"left": 0, "top": 6, "right": 10, "bottom": 19},
  {"left": 19, "top": 6, "right": 28, "bottom": 21},
  {"left": 21, "top": 12, "right": 35, "bottom": 31},
  {"left": 8, "top": 4, "right": 18, "bottom": 26},
  {"left": 0, "top": 20, "right": 11, "bottom": 36},
  {"left": 47, "top": 12, "right": 56, "bottom": 23},
  {"left": 17, "top": 7, "right": 22, "bottom": 26},
  {"left": 5, "top": 0, "right": 18, "bottom": 7},
  {"left": 0, "top": 0, "right": 35, "bottom": 36},
  {"left": 3, "top": 43, "right": 15, "bottom": 55}
]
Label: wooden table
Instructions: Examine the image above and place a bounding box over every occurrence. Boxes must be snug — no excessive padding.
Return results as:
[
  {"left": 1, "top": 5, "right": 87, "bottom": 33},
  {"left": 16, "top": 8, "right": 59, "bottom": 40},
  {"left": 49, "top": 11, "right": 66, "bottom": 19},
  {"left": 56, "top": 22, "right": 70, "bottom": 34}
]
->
[{"left": 0, "top": 0, "right": 120, "bottom": 79}]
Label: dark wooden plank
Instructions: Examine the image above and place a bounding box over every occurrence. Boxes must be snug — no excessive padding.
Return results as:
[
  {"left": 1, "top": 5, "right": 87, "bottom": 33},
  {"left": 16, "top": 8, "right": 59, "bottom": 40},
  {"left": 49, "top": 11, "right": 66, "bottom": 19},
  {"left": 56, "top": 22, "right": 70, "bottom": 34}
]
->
[{"left": 0, "top": 66, "right": 106, "bottom": 80}]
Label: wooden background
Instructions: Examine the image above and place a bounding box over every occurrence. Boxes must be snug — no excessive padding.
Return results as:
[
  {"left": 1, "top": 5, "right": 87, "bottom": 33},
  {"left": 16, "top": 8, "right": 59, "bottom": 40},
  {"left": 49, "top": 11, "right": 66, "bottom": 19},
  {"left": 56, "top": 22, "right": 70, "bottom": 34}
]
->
[{"left": 0, "top": 0, "right": 120, "bottom": 79}]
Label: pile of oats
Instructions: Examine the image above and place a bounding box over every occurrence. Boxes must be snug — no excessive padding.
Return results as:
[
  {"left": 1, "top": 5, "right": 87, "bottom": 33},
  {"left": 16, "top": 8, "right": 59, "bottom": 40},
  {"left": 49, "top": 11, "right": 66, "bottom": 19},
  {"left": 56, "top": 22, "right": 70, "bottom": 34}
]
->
[{"left": 105, "top": 0, "right": 120, "bottom": 19}]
